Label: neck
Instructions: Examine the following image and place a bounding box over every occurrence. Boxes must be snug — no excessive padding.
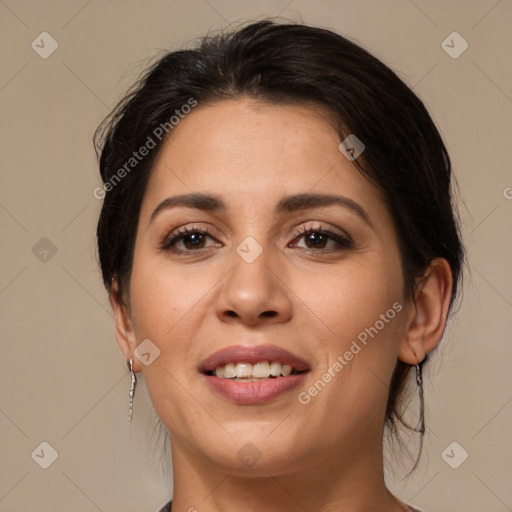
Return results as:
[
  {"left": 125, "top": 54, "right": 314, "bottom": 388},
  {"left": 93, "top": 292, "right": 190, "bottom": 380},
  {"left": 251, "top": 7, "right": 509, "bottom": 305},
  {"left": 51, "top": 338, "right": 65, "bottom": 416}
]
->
[{"left": 169, "top": 433, "right": 409, "bottom": 512}]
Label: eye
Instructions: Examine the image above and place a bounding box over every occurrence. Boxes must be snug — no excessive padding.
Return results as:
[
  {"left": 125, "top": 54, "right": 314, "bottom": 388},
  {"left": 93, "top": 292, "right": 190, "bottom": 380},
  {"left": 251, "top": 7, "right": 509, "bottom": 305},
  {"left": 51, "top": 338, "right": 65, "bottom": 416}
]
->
[
  {"left": 160, "top": 224, "right": 354, "bottom": 255},
  {"left": 290, "top": 225, "right": 353, "bottom": 252},
  {"left": 160, "top": 226, "right": 221, "bottom": 253}
]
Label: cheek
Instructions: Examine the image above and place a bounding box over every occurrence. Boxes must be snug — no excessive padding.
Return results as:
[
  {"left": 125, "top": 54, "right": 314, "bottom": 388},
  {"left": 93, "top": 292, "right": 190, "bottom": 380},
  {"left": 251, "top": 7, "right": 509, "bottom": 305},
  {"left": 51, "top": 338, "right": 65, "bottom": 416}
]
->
[
  {"left": 129, "top": 253, "right": 212, "bottom": 343},
  {"left": 296, "top": 257, "right": 404, "bottom": 348},
  {"left": 127, "top": 256, "right": 224, "bottom": 425},
  {"left": 295, "top": 258, "right": 405, "bottom": 418},
  {"left": 127, "top": 271, "right": 200, "bottom": 440}
]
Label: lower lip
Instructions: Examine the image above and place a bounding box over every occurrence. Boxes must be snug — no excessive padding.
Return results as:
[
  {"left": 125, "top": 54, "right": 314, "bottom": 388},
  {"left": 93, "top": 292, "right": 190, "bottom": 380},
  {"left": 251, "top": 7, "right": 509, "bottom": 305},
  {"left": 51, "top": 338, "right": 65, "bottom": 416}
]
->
[{"left": 203, "top": 373, "right": 308, "bottom": 405}]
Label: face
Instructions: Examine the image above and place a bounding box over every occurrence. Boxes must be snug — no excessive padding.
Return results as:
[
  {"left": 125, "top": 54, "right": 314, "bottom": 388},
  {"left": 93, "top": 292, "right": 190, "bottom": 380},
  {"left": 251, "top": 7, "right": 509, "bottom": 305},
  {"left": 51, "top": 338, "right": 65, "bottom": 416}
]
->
[{"left": 121, "top": 97, "right": 412, "bottom": 476}]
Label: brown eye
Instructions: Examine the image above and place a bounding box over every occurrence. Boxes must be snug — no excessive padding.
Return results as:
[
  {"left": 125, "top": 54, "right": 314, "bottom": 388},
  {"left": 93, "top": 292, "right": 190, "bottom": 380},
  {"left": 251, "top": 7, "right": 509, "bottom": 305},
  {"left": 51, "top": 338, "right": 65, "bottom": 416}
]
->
[
  {"left": 291, "top": 226, "right": 353, "bottom": 252},
  {"left": 161, "top": 227, "right": 221, "bottom": 253}
]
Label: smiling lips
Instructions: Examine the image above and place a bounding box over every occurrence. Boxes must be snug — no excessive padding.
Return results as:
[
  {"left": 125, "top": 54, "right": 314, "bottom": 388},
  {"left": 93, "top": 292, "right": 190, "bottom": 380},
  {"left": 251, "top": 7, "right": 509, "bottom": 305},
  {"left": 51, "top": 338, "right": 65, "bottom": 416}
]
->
[
  {"left": 200, "top": 344, "right": 310, "bottom": 405},
  {"left": 212, "top": 361, "right": 295, "bottom": 380}
]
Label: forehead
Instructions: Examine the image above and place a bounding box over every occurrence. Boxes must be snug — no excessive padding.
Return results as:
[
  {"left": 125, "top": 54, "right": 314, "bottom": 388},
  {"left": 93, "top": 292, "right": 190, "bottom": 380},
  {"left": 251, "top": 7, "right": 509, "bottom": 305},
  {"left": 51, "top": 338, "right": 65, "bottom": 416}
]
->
[{"left": 140, "top": 97, "right": 384, "bottom": 221}]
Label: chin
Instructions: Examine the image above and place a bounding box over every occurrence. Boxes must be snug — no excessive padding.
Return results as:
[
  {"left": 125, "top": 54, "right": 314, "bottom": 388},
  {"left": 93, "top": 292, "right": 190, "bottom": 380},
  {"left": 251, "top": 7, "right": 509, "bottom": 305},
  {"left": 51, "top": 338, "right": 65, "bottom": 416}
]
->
[{"left": 194, "top": 429, "right": 314, "bottom": 476}]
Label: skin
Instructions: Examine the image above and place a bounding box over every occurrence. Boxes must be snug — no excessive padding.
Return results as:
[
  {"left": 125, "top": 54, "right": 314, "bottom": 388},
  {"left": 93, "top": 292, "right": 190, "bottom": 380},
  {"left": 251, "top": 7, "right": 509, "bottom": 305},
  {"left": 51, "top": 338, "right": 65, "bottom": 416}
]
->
[{"left": 111, "top": 97, "right": 453, "bottom": 512}]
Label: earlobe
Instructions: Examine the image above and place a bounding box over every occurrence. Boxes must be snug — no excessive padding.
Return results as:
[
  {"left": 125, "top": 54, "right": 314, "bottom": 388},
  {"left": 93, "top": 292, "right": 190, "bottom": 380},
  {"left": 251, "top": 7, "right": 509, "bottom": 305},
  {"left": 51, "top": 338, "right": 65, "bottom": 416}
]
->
[
  {"left": 109, "top": 281, "right": 143, "bottom": 373},
  {"left": 398, "top": 258, "right": 453, "bottom": 365}
]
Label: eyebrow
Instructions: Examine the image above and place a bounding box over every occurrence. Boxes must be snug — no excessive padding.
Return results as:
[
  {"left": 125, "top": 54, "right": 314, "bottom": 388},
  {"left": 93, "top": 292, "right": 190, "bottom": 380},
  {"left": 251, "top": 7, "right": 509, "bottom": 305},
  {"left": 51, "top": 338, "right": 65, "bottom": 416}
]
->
[{"left": 149, "top": 192, "right": 373, "bottom": 227}]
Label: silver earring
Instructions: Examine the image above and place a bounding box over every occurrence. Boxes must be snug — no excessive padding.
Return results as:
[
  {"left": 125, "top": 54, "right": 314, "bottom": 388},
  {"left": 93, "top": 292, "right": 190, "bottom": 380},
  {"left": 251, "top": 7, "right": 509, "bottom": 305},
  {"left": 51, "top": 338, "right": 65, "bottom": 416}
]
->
[
  {"left": 415, "top": 361, "right": 422, "bottom": 386},
  {"left": 127, "top": 357, "right": 137, "bottom": 422},
  {"left": 416, "top": 356, "right": 426, "bottom": 435}
]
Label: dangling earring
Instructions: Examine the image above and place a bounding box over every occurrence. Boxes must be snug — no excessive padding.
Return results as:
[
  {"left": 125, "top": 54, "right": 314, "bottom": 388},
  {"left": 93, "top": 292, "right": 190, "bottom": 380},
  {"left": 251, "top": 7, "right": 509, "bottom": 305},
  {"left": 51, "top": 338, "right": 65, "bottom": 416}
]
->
[
  {"left": 416, "top": 355, "right": 427, "bottom": 435},
  {"left": 127, "top": 357, "right": 137, "bottom": 422}
]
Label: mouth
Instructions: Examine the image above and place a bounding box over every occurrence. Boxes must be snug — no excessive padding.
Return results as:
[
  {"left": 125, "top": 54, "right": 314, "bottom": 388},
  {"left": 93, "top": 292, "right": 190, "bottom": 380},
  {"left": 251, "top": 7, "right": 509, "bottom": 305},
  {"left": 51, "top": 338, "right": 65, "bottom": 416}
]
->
[
  {"left": 199, "top": 344, "right": 310, "bottom": 404},
  {"left": 205, "top": 361, "right": 306, "bottom": 380}
]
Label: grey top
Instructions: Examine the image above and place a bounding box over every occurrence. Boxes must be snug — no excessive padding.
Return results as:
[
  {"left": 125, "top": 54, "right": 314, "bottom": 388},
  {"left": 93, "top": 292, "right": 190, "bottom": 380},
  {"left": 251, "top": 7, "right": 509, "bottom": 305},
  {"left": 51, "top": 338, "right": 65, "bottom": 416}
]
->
[
  {"left": 157, "top": 501, "right": 172, "bottom": 512},
  {"left": 158, "top": 500, "right": 423, "bottom": 511}
]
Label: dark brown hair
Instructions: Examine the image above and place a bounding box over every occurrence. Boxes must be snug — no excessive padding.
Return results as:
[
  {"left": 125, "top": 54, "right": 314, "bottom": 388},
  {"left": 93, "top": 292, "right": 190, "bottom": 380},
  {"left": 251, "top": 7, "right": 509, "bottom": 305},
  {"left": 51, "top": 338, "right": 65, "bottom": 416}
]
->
[{"left": 94, "top": 19, "right": 465, "bottom": 472}]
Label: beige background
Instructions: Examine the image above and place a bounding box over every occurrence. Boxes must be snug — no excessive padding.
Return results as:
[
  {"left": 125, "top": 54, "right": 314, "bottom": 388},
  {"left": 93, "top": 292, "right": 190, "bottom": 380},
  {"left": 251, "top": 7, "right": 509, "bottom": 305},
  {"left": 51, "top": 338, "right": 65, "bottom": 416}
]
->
[{"left": 1, "top": 1, "right": 511, "bottom": 511}]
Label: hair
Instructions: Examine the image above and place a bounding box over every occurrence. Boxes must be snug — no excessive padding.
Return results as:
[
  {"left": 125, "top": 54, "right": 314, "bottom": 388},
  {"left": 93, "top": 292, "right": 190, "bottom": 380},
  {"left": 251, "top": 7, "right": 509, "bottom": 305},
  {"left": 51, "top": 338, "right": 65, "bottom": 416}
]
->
[{"left": 94, "top": 19, "right": 465, "bottom": 473}]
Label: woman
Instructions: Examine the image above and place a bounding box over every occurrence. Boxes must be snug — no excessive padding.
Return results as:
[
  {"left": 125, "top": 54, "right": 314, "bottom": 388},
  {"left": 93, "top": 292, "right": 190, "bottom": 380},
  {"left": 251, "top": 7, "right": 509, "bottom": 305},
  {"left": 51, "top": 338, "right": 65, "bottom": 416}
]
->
[{"left": 94, "top": 20, "right": 464, "bottom": 512}]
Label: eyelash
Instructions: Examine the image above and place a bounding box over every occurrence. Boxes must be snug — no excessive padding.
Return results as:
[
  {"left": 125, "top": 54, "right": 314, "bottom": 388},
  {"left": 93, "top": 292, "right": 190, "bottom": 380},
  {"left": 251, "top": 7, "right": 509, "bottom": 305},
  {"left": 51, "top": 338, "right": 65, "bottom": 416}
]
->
[{"left": 160, "top": 224, "right": 354, "bottom": 254}]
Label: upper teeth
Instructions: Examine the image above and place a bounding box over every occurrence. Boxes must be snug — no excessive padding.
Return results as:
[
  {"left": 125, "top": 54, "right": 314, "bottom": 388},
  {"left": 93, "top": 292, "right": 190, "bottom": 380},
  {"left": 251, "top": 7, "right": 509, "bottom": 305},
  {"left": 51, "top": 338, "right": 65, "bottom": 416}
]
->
[{"left": 214, "top": 361, "right": 293, "bottom": 379}]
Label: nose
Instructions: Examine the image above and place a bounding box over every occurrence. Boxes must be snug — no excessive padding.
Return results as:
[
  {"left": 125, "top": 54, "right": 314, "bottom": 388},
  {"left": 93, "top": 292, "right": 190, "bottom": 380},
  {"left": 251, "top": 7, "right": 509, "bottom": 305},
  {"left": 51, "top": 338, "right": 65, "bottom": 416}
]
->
[{"left": 216, "top": 242, "right": 293, "bottom": 326}]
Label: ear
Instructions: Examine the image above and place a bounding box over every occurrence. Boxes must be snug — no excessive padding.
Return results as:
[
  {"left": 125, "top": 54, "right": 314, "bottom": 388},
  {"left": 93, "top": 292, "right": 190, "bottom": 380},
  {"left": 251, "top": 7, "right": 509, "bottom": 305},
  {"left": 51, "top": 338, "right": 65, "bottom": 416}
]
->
[
  {"left": 109, "top": 281, "right": 143, "bottom": 373},
  {"left": 398, "top": 258, "right": 453, "bottom": 365}
]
